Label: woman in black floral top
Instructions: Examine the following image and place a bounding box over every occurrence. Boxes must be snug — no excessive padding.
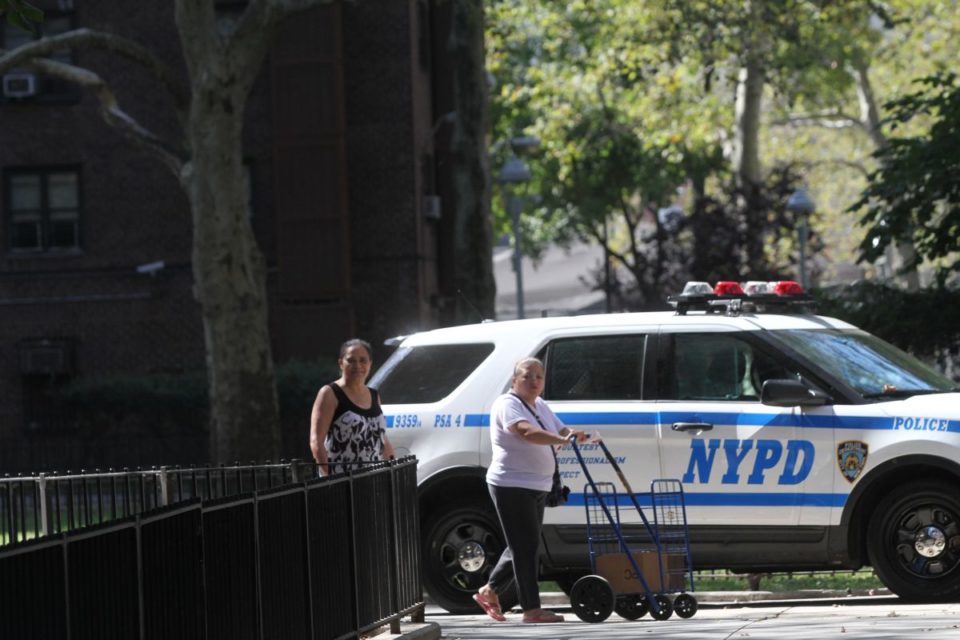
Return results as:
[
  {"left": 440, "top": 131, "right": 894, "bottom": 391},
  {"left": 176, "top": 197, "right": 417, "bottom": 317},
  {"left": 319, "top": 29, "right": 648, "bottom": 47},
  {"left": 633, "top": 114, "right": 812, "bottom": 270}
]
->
[{"left": 310, "top": 339, "right": 395, "bottom": 476}]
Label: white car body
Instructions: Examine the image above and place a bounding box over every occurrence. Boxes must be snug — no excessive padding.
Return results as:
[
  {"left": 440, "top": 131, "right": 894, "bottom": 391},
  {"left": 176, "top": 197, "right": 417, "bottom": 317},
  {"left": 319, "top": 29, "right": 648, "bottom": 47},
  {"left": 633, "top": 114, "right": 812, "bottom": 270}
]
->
[{"left": 371, "top": 304, "right": 960, "bottom": 613}]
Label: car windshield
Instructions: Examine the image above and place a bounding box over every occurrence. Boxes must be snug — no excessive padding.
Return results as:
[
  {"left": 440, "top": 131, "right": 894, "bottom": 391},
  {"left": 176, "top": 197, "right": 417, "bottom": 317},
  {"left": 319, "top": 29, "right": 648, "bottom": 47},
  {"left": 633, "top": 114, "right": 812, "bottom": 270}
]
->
[{"left": 768, "top": 328, "right": 957, "bottom": 399}]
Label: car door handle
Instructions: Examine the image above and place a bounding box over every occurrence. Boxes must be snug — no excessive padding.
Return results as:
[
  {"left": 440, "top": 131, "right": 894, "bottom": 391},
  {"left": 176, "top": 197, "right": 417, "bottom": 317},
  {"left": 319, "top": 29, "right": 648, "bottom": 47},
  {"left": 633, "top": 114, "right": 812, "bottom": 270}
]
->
[{"left": 672, "top": 422, "right": 714, "bottom": 433}]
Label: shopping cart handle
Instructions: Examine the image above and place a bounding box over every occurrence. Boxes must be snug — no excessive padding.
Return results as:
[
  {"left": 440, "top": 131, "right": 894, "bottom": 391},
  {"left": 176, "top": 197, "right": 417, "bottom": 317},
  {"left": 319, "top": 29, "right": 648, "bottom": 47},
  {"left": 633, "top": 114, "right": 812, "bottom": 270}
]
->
[{"left": 672, "top": 422, "right": 714, "bottom": 433}]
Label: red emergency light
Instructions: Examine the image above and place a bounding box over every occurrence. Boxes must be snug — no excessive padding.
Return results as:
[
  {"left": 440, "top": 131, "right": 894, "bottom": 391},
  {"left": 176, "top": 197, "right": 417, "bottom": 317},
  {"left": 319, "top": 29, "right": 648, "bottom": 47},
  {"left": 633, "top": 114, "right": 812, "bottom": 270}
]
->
[
  {"left": 714, "top": 281, "right": 745, "bottom": 296},
  {"left": 772, "top": 281, "right": 805, "bottom": 296}
]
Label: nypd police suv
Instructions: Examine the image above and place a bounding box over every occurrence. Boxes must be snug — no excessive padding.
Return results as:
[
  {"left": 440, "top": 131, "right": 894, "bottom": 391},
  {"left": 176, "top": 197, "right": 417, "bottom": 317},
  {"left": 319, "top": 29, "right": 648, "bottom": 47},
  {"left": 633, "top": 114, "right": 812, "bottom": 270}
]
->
[{"left": 369, "top": 281, "right": 960, "bottom": 613}]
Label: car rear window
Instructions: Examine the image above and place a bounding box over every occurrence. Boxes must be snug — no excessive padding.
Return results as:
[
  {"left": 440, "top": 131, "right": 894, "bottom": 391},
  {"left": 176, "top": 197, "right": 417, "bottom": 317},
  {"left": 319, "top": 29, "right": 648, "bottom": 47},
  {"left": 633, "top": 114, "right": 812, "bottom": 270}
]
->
[
  {"left": 544, "top": 334, "right": 647, "bottom": 400},
  {"left": 370, "top": 343, "right": 495, "bottom": 404}
]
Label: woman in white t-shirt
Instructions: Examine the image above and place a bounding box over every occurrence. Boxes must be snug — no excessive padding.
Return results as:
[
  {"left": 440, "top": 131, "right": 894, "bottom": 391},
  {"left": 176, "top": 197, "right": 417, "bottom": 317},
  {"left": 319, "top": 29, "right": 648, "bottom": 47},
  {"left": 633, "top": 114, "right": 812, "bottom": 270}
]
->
[{"left": 473, "top": 357, "right": 589, "bottom": 624}]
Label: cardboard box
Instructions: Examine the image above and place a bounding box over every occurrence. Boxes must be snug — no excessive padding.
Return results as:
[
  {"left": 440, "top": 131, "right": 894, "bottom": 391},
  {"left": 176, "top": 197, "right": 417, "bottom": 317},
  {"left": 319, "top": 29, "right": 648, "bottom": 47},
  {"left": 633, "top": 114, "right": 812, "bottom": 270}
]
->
[{"left": 595, "top": 551, "right": 686, "bottom": 593}]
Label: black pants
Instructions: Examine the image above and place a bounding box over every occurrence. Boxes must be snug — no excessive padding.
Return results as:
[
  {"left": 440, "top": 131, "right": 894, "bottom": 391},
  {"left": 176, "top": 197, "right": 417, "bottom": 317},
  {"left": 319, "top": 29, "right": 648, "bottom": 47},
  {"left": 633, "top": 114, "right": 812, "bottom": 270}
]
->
[{"left": 487, "top": 484, "right": 547, "bottom": 611}]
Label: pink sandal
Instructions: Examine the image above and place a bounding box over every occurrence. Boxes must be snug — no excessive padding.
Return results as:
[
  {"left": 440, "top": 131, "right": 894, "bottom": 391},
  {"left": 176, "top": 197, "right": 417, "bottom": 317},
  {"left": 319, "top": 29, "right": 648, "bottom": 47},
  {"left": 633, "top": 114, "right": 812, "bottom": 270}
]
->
[
  {"left": 522, "top": 609, "right": 564, "bottom": 623},
  {"left": 472, "top": 592, "right": 506, "bottom": 622}
]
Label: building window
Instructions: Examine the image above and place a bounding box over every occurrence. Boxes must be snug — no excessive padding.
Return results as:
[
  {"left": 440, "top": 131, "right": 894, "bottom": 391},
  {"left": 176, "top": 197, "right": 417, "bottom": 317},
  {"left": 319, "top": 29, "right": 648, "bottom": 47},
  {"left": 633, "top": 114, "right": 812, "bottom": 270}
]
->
[
  {"left": 19, "top": 337, "right": 76, "bottom": 432},
  {"left": 5, "top": 168, "right": 81, "bottom": 253},
  {"left": 1, "top": 10, "right": 78, "bottom": 102}
]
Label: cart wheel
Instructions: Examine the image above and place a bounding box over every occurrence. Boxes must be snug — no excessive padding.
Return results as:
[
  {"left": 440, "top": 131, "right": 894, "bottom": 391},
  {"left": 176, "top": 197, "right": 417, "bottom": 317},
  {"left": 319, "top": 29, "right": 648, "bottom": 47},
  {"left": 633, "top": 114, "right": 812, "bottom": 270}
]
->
[
  {"left": 570, "top": 575, "right": 615, "bottom": 623},
  {"left": 614, "top": 593, "right": 648, "bottom": 620},
  {"left": 673, "top": 593, "right": 698, "bottom": 618},
  {"left": 648, "top": 594, "right": 673, "bottom": 621}
]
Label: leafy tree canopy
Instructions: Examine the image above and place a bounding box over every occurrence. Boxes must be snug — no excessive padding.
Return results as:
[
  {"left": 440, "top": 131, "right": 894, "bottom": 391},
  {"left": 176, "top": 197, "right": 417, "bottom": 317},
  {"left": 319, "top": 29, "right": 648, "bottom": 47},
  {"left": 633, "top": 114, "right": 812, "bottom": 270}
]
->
[
  {"left": 852, "top": 72, "right": 960, "bottom": 280},
  {"left": 0, "top": 0, "right": 42, "bottom": 31}
]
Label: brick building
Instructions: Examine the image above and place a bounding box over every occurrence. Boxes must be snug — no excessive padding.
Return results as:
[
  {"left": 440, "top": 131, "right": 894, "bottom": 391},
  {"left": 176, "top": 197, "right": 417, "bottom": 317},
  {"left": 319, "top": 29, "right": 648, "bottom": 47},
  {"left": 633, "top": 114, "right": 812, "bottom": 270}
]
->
[{"left": 0, "top": 0, "right": 466, "bottom": 471}]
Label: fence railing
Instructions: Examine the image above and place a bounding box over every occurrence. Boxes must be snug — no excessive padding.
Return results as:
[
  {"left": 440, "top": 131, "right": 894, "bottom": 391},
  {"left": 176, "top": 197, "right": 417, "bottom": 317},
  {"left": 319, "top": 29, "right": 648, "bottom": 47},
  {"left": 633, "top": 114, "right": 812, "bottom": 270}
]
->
[
  {"left": 0, "top": 460, "right": 318, "bottom": 545},
  {"left": 0, "top": 458, "right": 422, "bottom": 640}
]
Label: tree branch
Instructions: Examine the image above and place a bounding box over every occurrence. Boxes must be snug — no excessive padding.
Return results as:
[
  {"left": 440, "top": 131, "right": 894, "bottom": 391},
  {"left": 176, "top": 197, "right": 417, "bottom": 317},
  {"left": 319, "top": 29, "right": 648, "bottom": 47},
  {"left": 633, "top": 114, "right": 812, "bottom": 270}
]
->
[
  {"left": 23, "top": 57, "right": 185, "bottom": 176},
  {"left": 0, "top": 28, "right": 189, "bottom": 112},
  {"left": 174, "top": 0, "right": 219, "bottom": 81},
  {"left": 770, "top": 112, "right": 866, "bottom": 131},
  {"left": 798, "top": 158, "right": 870, "bottom": 178}
]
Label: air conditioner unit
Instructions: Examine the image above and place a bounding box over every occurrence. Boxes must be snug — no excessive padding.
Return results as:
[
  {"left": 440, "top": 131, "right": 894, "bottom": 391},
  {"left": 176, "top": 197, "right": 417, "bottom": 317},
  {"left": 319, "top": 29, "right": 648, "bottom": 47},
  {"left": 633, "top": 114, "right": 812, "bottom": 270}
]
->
[
  {"left": 422, "top": 194, "right": 442, "bottom": 221},
  {"left": 3, "top": 72, "right": 37, "bottom": 99},
  {"left": 19, "top": 339, "right": 74, "bottom": 375}
]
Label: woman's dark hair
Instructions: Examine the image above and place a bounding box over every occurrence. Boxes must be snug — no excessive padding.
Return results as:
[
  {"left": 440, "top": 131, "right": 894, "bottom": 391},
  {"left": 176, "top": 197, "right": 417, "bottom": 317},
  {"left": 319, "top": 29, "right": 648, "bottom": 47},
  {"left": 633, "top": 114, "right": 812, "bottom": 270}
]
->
[{"left": 339, "top": 338, "right": 373, "bottom": 359}]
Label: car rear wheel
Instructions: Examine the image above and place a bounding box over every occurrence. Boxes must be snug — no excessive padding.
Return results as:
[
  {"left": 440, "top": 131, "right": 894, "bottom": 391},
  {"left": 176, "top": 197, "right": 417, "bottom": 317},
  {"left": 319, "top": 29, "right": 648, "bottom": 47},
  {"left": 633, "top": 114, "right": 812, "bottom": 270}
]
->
[
  {"left": 867, "top": 481, "right": 960, "bottom": 602},
  {"left": 421, "top": 504, "right": 517, "bottom": 613}
]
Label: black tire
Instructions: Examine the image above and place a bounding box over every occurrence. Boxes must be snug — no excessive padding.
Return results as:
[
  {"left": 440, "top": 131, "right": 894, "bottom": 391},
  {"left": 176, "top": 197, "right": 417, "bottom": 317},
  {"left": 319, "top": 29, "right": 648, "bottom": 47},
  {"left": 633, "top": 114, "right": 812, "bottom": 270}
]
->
[
  {"left": 422, "top": 504, "right": 516, "bottom": 613},
  {"left": 648, "top": 594, "right": 673, "bottom": 620},
  {"left": 673, "top": 593, "right": 698, "bottom": 618},
  {"left": 866, "top": 481, "right": 960, "bottom": 602},
  {"left": 570, "top": 575, "right": 615, "bottom": 623},
  {"left": 614, "top": 593, "right": 648, "bottom": 620}
]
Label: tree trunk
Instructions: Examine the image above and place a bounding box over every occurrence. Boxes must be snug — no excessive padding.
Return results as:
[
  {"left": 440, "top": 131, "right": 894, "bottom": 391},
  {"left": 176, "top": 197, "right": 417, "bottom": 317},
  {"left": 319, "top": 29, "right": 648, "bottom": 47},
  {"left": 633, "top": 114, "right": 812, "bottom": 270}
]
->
[
  {"left": 732, "top": 57, "right": 765, "bottom": 188},
  {"left": 184, "top": 100, "right": 280, "bottom": 462},
  {"left": 449, "top": 0, "right": 496, "bottom": 321},
  {"left": 176, "top": 0, "right": 281, "bottom": 461},
  {"left": 732, "top": 54, "right": 768, "bottom": 275},
  {"left": 852, "top": 59, "right": 920, "bottom": 291}
]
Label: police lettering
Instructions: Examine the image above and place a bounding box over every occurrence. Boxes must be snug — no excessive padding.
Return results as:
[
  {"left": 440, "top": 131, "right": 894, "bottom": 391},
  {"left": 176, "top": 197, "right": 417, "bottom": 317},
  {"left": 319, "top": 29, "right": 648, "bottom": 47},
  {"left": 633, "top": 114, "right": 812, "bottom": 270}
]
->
[
  {"left": 892, "top": 416, "right": 948, "bottom": 431},
  {"left": 682, "top": 438, "right": 814, "bottom": 485}
]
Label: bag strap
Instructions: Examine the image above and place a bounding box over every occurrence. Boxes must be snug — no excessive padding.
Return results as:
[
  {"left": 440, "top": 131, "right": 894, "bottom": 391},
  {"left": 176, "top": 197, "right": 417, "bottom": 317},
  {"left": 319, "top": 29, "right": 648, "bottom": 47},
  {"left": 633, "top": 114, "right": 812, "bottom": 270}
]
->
[{"left": 508, "top": 392, "right": 560, "bottom": 465}]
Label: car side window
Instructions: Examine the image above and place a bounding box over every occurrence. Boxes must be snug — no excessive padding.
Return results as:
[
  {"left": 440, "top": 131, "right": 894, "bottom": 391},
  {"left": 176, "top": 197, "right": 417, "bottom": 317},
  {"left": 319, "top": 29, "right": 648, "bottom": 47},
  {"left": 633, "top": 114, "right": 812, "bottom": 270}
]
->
[
  {"left": 543, "top": 334, "right": 647, "bottom": 401},
  {"left": 666, "top": 333, "right": 793, "bottom": 402}
]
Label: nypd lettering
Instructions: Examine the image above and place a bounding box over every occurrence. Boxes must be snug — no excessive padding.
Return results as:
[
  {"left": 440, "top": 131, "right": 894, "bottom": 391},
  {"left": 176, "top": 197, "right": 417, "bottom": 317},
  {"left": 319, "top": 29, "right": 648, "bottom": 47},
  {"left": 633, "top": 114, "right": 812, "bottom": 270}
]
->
[
  {"left": 682, "top": 438, "right": 814, "bottom": 485},
  {"left": 837, "top": 441, "right": 868, "bottom": 483},
  {"left": 892, "top": 416, "right": 949, "bottom": 431}
]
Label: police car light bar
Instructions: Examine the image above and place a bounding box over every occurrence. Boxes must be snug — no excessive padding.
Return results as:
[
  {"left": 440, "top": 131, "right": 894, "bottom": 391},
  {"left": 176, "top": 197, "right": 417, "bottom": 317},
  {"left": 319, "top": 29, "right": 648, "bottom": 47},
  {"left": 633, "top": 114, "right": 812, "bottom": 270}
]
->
[{"left": 668, "top": 280, "right": 815, "bottom": 315}]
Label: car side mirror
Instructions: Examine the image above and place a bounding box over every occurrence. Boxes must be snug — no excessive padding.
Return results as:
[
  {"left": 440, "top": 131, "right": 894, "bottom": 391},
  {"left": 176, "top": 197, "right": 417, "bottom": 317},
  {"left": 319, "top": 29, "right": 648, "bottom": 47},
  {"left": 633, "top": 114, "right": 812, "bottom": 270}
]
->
[{"left": 761, "top": 378, "right": 831, "bottom": 407}]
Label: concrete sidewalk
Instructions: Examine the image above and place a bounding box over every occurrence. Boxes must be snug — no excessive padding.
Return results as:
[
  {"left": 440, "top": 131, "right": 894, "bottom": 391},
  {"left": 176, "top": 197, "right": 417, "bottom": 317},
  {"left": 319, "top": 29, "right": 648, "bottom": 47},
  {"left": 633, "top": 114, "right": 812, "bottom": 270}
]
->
[{"left": 382, "top": 588, "right": 894, "bottom": 640}]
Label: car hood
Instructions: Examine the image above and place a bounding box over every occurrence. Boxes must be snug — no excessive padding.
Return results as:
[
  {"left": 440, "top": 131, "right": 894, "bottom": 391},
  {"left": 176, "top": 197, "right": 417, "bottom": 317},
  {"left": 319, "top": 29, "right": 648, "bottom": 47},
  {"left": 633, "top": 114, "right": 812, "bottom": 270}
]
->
[{"left": 878, "top": 392, "right": 960, "bottom": 418}]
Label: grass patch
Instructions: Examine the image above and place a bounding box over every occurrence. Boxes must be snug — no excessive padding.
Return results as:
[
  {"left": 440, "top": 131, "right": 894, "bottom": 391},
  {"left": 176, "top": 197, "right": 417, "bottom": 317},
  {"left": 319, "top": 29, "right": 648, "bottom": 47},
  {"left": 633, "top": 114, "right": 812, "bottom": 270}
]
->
[
  {"left": 541, "top": 568, "right": 884, "bottom": 593},
  {"left": 694, "top": 569, "right": 884, "bottom": 592}
]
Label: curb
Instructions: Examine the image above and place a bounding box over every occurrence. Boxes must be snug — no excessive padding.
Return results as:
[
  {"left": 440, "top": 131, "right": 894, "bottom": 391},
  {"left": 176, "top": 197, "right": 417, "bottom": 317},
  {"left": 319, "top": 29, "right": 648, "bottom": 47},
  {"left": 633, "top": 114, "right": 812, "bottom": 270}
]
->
[{"left": 380, "top": 621, "right": 441, "bottom": 640}]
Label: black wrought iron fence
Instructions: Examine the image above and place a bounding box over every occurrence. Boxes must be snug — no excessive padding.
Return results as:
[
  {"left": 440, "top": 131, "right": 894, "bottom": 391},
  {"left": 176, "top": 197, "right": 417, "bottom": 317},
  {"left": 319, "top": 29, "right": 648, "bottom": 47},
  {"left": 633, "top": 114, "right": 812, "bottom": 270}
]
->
[
  {"left": 0, "top": 460, "right": 316, "bottom": 545},
  {"left": 0, "top": 458, "right": 422, "bottom": 640}
]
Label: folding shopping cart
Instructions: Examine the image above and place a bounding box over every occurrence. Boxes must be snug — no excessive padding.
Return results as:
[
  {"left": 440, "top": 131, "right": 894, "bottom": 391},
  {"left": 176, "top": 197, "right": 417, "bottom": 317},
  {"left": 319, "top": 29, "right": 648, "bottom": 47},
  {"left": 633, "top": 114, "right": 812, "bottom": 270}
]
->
[{"left": 566, "top": 437, "right": 697, "bottom": 622}]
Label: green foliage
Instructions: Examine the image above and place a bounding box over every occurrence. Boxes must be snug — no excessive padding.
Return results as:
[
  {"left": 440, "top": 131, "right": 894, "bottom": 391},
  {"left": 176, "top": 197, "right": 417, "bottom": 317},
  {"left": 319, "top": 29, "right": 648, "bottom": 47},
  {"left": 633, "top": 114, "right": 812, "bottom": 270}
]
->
[
  {"left": 488, "top": 0, "right": 960, "bottom": 290},
  {"left": 51, "top": 360, "right": 340, "bottom": 439},
  {"left": 54, "top": 372, "right": 209, "bottom": 435},
  {"left": 689, "top": 165, "right": 811, "bottom": 284},
  {"left": 275, "top": 359, "right": 339, "bottom": 424},
  {"left": 692, "top": 568, "right": 884, "bottom": 593},
  {"left": 814, "top": 281, "right": 960, "bottom": 366},
  {"left": 276, "top": 359, "right": 340, "bottom": 458},
  {"left": 0, "top": 0, "right": 43, "bottom": 32},
  {"left": 852, "top": 72, "right": 960, "bottom": 279}
]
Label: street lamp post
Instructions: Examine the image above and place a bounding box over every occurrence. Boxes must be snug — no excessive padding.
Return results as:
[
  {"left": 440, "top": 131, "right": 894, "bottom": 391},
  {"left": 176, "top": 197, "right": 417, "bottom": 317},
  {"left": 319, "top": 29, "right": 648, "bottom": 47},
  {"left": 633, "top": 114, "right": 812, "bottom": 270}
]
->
[
  {"left": 786, "top": 188, "right": 815, "bottom": 289},
  {"left": 497, "top": 138, "right": 538, "bottom": 319},
  {"left": 508, "top": 190, "right": 525, "bottom": 319}
]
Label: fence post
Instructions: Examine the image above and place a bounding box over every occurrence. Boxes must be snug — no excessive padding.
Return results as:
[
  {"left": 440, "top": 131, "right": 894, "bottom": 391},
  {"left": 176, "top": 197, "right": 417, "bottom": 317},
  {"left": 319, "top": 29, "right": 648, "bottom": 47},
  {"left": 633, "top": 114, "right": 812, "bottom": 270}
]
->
[
  {"left": 38, "top": 474, "right": 50, "bottom": 537},
  {"left": 389, "top": 463, "right": 401, "bottom": 635},
  {"left": 289, "top": 459, "right": 303, "bottom": 484},
  {"left": 158, "top": 467, "right": 171, "bottom": 507}
]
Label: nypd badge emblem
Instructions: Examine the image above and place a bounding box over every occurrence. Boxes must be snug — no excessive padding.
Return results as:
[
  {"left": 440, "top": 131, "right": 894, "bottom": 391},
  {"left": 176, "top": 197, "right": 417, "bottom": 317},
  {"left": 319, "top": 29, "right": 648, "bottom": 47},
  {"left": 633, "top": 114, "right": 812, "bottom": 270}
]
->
[{"left": 837, "top": 441, "right": 868, "bottom": 483}]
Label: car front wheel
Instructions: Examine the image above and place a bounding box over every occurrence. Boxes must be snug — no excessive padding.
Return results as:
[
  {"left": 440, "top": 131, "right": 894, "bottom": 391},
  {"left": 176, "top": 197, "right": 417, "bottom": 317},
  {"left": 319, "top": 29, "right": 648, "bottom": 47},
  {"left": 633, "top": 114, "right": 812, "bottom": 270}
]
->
[
  {"left": 867, "top": 481, "right": 960, "bottom": 601},
  {"left": 422, "top": 504, "right": 516, "bottom": 613}
]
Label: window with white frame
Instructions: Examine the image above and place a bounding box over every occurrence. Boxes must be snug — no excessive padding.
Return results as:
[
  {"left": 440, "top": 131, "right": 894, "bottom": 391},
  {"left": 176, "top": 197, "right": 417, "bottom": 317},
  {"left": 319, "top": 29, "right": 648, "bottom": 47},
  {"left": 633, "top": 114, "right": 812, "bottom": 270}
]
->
[{"left": 5, "top": 168, "right": 81, "bottom": 253}]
